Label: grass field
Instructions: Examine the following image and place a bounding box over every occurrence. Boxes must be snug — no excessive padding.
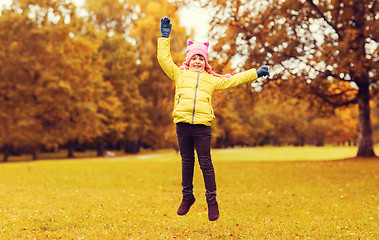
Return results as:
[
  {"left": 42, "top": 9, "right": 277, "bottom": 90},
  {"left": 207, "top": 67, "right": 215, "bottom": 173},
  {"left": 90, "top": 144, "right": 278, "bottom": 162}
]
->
[{"left": 0, "top": 146, "right": 378, "bottom": 239}]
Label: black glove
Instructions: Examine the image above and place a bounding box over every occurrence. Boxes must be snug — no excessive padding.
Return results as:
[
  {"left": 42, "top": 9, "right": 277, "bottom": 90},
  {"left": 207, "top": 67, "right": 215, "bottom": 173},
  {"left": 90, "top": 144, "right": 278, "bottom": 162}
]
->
[
  {"left": 160, "top": 17, "right": 172, "bottom": 38},
  {"left": 257, "top": 66, "right": 270, "bottom": 77}
]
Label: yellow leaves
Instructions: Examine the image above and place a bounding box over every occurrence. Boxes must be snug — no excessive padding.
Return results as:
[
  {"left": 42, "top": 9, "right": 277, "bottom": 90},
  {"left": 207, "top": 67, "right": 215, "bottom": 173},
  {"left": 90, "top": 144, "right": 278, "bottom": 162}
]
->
[
  {"left": 9, "top": 41, "right": 19, "bottom": 51},
  {"left": 17, "top": 119, "right": 37, "bottom": 128},
  {"left": 326, "top": 81, "right": 357, "bottom": 101},
  {"left": 140, "top": 71, "right": 150, "bottom": 82},
  {"left": 57, "top": 80, "right": 73, "bottom": 95},
  {"left": 328, "top": 83, "right": 342, "bottom": 94},
  {"left": 81, "top": 102, "right": 98, "bottom": 113},
  {"left": 0, "top": 1, "right": 131, "bottom": 149},
  {"left": 87, "top": 0, "right": 130, "bottom": 33},
  {"left": 98, "top": 96, "right": 120, "bottom": 112},
  {"left": 68, "top": 35, "right": 98, "bottom": 56},
  {"left": 145, "top": 1, "right": 162, "bottom": 15}
]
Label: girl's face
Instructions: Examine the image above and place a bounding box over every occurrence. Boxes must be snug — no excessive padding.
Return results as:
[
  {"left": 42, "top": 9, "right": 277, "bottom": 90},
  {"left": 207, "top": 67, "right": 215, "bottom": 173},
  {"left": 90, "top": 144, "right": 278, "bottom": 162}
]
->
[{"left": 189, "top": 54, "right": 206, "bottom": 72}]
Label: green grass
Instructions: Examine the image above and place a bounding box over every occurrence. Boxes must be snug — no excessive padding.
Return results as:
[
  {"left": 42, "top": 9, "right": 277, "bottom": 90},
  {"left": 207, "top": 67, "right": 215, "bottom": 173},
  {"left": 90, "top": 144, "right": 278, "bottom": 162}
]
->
[
  {"left": 0, "top": 146, "right": 378, "bottom": 239},
  {"left": 2, "top": 145, "right": 371, "bottom": 162}
]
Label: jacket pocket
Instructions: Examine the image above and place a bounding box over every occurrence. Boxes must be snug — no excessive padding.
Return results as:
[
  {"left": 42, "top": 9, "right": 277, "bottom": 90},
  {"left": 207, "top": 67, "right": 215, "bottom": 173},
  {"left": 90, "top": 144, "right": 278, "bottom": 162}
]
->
[
  {"left": 174, "top": 95, "right": 181, "bottom": 110},
  {"left": 207, "top": 98, "right": 213, "bottom": 114}
]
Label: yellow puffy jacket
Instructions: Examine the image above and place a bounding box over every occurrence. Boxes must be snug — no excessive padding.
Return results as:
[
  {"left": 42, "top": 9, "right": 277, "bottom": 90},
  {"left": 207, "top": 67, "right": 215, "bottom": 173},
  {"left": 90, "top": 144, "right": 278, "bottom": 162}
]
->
[{"left": 157, "top": 37, "right": 258, "bottom": 126}]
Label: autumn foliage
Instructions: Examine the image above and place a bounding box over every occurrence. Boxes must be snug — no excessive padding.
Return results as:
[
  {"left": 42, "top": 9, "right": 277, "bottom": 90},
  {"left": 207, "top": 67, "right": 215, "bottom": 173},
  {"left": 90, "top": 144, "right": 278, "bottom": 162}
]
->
[
  {"left": 0, "top": 0, "right": 378, "bottom": 161},
  {"left": 187, "top": 0, "right": 378, "bottom": 156}
]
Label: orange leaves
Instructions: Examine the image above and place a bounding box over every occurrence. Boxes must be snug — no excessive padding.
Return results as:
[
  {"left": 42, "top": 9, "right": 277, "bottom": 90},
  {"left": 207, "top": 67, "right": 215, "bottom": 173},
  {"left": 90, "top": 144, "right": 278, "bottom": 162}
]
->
[{"left": 0, "top": 1, "right": 139, "bottom": 154}]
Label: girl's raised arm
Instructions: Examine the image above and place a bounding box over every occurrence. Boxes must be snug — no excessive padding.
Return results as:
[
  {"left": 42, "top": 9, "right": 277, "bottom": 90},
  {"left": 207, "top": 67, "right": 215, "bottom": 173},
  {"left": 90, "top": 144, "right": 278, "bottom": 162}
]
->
[{"left": 157, "top": 17, "right": 180, "bottom": 82}]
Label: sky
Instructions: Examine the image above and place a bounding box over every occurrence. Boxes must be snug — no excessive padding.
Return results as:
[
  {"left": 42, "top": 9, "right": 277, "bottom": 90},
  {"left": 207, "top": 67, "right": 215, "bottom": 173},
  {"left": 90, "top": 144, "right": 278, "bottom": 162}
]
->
[
  {"left": 0, "top": 0, "right": 211, "bottom": 41},
  {"left": 178, "top": 3, "right": 212, "bottom": 42}
]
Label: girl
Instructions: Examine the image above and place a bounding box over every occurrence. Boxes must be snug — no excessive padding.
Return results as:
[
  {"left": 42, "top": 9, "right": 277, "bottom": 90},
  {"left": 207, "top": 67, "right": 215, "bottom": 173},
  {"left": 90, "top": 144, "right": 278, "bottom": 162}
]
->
[{"left": 157, "top": 17, "right": 269, "bottom": 221}]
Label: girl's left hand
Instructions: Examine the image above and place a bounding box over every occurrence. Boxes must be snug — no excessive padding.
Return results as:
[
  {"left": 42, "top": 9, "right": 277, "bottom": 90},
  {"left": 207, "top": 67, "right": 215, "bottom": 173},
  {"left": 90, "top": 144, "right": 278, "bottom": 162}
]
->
[{"left": 257, "top": 66, "right": 270, "bottom": 77}]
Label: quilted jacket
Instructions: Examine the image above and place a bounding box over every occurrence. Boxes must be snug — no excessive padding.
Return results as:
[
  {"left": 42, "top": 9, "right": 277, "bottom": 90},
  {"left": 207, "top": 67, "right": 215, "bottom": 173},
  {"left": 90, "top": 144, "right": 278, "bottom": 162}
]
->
[{"left": 157, "top": 37, "right": 258, "bottom": 126}]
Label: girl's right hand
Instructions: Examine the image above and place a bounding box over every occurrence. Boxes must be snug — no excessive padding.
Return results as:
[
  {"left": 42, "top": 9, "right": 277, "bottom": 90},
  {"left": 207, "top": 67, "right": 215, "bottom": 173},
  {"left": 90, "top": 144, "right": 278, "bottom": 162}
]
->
[{"left": 160, "top": 17, "right": 172, "bottom": 38}]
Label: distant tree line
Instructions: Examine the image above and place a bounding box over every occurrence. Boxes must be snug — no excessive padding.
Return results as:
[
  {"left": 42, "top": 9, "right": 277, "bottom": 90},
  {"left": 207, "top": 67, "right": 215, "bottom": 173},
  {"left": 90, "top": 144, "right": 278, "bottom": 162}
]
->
[{"left": 0, "top": 0, "right": 377, "bottom": 161}]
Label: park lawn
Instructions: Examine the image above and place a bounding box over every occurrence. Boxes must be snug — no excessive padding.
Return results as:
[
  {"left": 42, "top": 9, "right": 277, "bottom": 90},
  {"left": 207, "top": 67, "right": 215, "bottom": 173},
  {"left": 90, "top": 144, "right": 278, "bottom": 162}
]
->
[
  {"left": 0, "top": 147, "right": 378, "bottom": 239},
  {"left": 2, "top": 145, "right": 370, "bottom": 162}
]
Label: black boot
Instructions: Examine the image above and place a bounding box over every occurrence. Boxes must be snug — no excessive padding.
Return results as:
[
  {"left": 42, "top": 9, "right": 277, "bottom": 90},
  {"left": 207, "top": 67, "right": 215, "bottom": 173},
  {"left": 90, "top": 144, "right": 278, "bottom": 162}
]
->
[
  {"left": 177, "top": 196, "right": 196, "bottom": 216},
  {"left": 208, "top": 201, "right": 219, "bottom": 221}
]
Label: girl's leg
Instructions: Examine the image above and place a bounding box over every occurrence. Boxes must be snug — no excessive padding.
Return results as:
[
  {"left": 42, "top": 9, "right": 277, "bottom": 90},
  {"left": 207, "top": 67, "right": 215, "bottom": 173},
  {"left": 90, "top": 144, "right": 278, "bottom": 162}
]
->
[
  {"left": 192, "top": 125, "right": 217, "bottom": 205},
  {"left": 176, "top": 123, "right": 195, "bottom": 200}
]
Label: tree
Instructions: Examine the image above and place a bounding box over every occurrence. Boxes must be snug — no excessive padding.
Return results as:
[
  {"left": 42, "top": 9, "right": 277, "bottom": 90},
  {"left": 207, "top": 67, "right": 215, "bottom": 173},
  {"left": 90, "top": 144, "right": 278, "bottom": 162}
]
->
[
  {"left": 85, "top": 0, "right": 155, "bottom": 153},
  {"left": 0, "top": 0, "right": 121, "bottom": 160},
  {"left": 188, "top": 0, "right": 378, "bottom": 157},
  {"left": 130, "top": 0, "right": 189, "bottom": 149},
  {"left": 98, "top": 34, "right": 149, "bottom": 154},
  {"left": 0, "top": 11, "right": 41, "bottom": 161},
  {"left": 87, "top": 0, "right": 189, "bottom": 149},
  {"left": 372, "top": 98, "right": 379, "bottom": 144}
]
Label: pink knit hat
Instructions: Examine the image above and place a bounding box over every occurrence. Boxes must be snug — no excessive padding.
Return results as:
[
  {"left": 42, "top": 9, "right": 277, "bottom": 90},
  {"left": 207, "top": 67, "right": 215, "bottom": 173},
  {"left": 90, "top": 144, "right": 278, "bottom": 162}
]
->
[{"left": 179, "top": 40, "right": 231, "bottom": 78}]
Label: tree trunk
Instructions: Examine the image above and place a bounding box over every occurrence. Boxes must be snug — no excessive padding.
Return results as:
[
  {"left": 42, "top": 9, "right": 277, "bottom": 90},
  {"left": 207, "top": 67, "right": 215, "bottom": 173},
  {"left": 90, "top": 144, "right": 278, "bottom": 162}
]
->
[
  {"left": 124, "top": 140, "right": 140, "bottom": 154},
  {"left": 32, "top": 148, "right": 39, "bottom": 160},
  {"left": 2, "top": 144, "right": 9, "bottom": 162},
  {"left": 67, "top": 140, "right": 75, "bottom": 158},
  {"left": 97, "top": 138, "right": 105, "bottom": 157},
  {"left": 354, "top": 3, "right": 376, "bottom": 158},
  {"left": 356, "top": 82, "right": 376, "bottom": 157}
]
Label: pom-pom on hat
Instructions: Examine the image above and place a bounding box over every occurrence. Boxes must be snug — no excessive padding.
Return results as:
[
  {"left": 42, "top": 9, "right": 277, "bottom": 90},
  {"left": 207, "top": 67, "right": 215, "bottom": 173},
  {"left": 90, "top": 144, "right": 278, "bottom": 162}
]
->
[{"left": 180, "top": 40, "right": 231, "bottom": 78}]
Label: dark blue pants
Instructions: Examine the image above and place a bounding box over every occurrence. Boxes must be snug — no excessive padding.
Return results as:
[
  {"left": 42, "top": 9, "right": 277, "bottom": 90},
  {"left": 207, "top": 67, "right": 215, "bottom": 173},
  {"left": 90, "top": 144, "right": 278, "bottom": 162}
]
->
[{"left": 176, "top": 122, "right": 217, "bottom": 205}]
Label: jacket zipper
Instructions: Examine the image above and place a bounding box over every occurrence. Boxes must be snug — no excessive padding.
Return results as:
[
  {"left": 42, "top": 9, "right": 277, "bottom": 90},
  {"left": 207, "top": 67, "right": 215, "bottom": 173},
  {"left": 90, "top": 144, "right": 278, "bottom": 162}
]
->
[{"left": 192, "top": 72, "right": 200, "bottom": 124}]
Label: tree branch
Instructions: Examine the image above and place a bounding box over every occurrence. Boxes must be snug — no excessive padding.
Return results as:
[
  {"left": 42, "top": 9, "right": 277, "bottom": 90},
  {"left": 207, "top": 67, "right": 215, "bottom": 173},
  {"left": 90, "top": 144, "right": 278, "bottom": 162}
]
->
[
  {"left": 305, "top": 0, "right": 342, "bottom": 40},
  {"left": 370, "top": 79, "right": 379, "bottom": 87},
  {"left": 370, "top": 0, "right": 377, "bottom": 18},
  {"left": 310, "top": 86, "right": 358, "bottom": 107}
]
